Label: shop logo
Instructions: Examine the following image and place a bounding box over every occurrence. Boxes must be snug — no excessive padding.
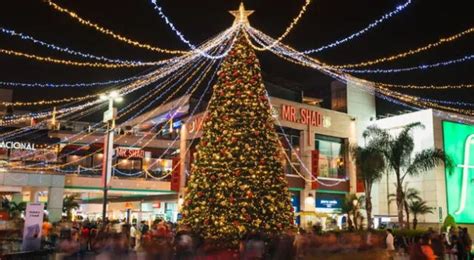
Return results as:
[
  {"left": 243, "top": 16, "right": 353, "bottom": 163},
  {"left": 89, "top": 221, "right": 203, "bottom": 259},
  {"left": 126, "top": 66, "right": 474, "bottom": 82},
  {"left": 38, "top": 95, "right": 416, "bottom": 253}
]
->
[
  {"left": 454, "top": 134, "right": 474, "bottom": 215},
  {"left": 0, "top": 141, "right": 36, "bottom": 151}
]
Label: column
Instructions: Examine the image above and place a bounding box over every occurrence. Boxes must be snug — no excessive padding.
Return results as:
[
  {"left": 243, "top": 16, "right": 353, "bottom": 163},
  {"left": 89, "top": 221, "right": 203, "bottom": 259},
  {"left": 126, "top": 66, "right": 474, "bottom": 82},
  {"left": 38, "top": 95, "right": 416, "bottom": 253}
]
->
[
  {"left": 300, "top": 129, "right": 316, "bottom": 229},
  {"left": 47, "top": 187, "right": 64, "bottom": 222},
  {"left": 178, "top": 124, "right": 188, "bottom": 210}
]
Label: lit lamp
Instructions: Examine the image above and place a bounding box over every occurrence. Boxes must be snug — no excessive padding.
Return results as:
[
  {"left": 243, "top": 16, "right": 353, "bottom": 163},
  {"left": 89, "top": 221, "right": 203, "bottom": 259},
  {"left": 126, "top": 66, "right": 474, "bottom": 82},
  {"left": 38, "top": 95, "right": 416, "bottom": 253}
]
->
[
  {"left": 352, "top": 199, "right": 359, "bottom": 207},
  {"left": 305, "top": 193, "right": 315, "bottom": 206}
]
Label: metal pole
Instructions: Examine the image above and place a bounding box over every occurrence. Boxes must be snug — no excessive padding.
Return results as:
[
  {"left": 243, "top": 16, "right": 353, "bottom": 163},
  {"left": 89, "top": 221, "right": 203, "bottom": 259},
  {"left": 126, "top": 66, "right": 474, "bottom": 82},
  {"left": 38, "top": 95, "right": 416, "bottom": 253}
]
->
[{"left": 102, "top": 99, "right": 115, "bottom": 226}]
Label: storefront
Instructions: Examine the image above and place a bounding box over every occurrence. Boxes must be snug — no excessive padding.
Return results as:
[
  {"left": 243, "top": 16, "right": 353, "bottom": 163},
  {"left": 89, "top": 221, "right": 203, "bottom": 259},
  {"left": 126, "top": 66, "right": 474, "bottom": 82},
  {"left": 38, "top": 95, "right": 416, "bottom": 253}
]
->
[{"left": 370, "top": 109, "right": 474, "bottom": 229}]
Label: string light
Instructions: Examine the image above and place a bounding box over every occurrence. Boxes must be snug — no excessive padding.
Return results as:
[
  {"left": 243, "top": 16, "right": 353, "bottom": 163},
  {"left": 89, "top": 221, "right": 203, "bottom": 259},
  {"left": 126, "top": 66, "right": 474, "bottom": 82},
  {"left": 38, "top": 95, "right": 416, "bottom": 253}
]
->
[
  {"left": 342, "top": 54, "right": 474, "bottom": 74},
  {"left": 13, "top": 39, "right": 230, "bottom": 170},
  {"left": 0, "top": 48, "right": 179, "bottom": 68},
  {"left": 45, "top": 0, "right": 190, "bottom": 55},
  {"left": 376, "top": 82, "right": 474, "bottom": 90},
  {"left": 244, "top": 0, "right": 312, "bottom": 51},
  {"left": 247, "top": 27, "right": 474, "bottom": 115},
  {"left": 0, "top": 26, "right": 167, "bottom": 65},
  {"left": 302, "top": 0, "right": 412, "bottom": 54},
  {"left": 330, "top": 27, "right": 474, "bottom": 69},
  {"left": 149, "top": 2, "right": 239, "bottom": 59}
]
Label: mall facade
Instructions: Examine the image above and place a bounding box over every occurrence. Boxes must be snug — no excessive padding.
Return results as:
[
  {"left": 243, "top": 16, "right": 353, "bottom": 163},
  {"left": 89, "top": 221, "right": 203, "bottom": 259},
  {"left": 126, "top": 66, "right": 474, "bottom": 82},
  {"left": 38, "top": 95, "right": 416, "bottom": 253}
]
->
[{"left": 0, "top": 83, "right": 472, "bottom": 230}]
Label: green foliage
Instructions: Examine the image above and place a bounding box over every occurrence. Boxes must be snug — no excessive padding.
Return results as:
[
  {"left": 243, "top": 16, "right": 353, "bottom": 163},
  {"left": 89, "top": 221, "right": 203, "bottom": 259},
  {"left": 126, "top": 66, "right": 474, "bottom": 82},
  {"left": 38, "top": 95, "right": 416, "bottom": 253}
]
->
[
  {"left": 180, "top": 35, "right": 294, "bottom": 247},
  {"left": 63, "top": 195, "right": 79, "bottom": 221},
  {"left": 441, "top": 214, "right": 456, "bottom": 232}
]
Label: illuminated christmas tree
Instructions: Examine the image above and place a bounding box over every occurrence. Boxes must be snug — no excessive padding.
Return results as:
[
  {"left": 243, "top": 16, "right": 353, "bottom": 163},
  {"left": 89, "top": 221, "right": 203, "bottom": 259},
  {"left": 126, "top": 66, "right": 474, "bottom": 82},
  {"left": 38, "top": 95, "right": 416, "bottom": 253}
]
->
[{"left": 180, "top": 35, "right": 294, "bottom": 246}]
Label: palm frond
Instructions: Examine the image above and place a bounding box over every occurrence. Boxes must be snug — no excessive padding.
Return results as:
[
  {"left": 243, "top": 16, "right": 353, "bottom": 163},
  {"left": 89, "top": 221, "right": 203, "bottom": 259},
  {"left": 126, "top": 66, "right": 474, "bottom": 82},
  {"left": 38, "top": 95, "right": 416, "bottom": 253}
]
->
[{"left": 405, "top": 149, "right": 448, "bottom": 177}]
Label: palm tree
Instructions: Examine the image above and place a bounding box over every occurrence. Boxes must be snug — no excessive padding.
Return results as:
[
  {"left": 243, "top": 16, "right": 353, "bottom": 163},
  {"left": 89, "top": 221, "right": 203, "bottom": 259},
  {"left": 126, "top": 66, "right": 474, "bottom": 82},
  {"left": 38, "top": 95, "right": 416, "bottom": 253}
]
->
[
  {"left": 351, "top": 144, "right": 385, "bottom": 229},
  {"left": 341, "top": 193, "right": 363, "bottom": 230},
  {"left": 408, "top": 200, "right": 434, "bottom": 229},
  {"left": 8, "top": 201, "right": 27, "bottom": 219},
  {"left": 388, "top": 184, "right": 421, "bottom": 229},
  {"left": 63, "top": 195, "right": 79, "bottom": 221},
  {"left": 364, "top": 122, "right": 453, "bottom": 228}
]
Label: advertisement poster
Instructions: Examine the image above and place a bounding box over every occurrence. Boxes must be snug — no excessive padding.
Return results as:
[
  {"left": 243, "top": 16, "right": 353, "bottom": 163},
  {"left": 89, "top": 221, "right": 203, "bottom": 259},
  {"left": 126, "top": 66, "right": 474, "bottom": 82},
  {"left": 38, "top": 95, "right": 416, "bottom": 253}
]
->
[
  {"left": 443, "top": 121, "right": 474, "bottom": 224},
  {"left": 21, "top": 203, "right": 44, "bottom": 251}
]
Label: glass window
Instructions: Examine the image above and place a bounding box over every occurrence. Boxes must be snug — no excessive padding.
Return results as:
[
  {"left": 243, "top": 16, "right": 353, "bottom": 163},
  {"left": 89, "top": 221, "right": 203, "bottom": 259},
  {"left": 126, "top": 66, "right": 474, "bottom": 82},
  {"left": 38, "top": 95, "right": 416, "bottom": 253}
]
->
[
  {"left": 315, "top": 134, "right": 346, "bottom": 179},
  {"left": 278, "top": 129, "right": 301, "bottom": 176}
]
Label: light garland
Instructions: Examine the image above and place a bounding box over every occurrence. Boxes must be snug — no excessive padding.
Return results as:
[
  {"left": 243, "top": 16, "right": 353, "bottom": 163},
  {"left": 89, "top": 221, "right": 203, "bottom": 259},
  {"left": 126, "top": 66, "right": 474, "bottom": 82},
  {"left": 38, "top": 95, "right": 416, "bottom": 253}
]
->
[
  {"left": 376, "top": 82, "right": 474, "bottom": 90},
  {"left": 13, "top": 40, "right": 229, "bottom": 170},
  {"left": 0, "top": 26, "right": 167, "bottom": 65},
  {"left": 247, "top": 27, "right": 474, "bottom": 116},
  {"left": 44, "top": 0, "right": 190, "bottom": 55},
  {"left": 302, "top": 0, "right": 412, "bottom": 54},
  {"left": 244, "top": 0, "right": 312, "bottom": 51},
  {"left": 342, "top": 54, "right": 474, "bottom": 74},
  {"left": 330, "top": 27, "right": 474, "bottom": 69},
  {"left": 149, "top": 1, "right": 239, "bottom": 59},
  {"left": 0, "top": 48, "right": 177, "bottom": 68}
]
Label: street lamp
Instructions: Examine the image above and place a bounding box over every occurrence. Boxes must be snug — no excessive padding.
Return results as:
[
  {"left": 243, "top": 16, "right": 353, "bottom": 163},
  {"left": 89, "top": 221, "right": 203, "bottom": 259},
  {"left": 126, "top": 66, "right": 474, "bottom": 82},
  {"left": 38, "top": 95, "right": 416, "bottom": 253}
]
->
[{"left": 99, "top": 91, "right": 122, "bottom": 225}]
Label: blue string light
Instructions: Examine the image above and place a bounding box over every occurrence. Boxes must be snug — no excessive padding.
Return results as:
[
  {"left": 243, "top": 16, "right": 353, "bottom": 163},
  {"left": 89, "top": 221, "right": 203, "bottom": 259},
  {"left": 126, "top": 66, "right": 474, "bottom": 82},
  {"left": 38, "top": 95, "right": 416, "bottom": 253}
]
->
[
  {"left": 0, "top": 27, "right": 174, "bottom": 66},
  {"left": 343, "top": 54, "right": 474, "bottom": 73},
  {"left": 150, "top": 0, "right": 238, "bottom": 59},
  {"left": 302, "top": 0, "right": 412, "bottom": 54}
]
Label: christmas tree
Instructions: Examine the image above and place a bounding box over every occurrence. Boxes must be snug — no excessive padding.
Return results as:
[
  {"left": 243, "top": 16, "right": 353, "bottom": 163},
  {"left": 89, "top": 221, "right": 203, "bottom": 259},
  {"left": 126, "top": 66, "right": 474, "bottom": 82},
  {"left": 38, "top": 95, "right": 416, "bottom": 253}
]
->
[{"left": 180, "top": 35, "right": 294, "bottom": 246}]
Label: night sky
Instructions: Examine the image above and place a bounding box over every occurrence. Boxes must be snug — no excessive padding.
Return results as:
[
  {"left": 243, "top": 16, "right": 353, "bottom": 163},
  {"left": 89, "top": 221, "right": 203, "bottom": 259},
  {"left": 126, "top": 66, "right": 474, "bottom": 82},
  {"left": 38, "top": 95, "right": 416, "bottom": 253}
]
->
[{"left": 0, "top": 0, "right": 472, "bottom": 111}]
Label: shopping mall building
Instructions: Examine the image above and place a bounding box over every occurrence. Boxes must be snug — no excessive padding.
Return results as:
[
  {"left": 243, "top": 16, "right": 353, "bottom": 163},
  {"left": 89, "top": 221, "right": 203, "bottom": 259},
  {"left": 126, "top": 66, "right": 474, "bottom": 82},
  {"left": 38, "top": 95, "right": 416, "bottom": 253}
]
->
[{"left": 0, "top": 82, "right": 473, "bottom": 230}]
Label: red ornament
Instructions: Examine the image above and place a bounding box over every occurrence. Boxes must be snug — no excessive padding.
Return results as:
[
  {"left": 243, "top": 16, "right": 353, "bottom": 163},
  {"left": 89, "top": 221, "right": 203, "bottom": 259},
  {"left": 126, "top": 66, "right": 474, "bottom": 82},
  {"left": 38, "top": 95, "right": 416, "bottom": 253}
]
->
[
  {"left": 202, "top": 141, "right": 208, "bottom": 147},
  {"left": 246, "top": 191, "right": 253, "bottom": 199},
  {"left": 232, "top": 220, "right": 239, "bottom": 226},
  {"left": 254, "top": 130, "right": 260, "bottom": 136},
  {"left": 233, "top": 71, "right": 239, "bottom": 77},
  {"left": 216, "top": 137, "right": 222, "bottom": 142},
  {"left": 204, "top": 219, "right": 209, "bottom": 225},
  {"left": 230, "top": 196, "right": 235, "bottom": 204},
  {"left": 210, "top": 175, "right": 217, "bottom": 181},
  {"left": 235, "top": 170, "right": 241, "bottom": 177},
  {"left": 231, "top": 137, "right": 238, "bottom": 143},
  {"left": 259, "top": 159, "right": 265, "bottom": 165},
  {"left": 197, "top": 191, "right": 204, "bottom": 197}
]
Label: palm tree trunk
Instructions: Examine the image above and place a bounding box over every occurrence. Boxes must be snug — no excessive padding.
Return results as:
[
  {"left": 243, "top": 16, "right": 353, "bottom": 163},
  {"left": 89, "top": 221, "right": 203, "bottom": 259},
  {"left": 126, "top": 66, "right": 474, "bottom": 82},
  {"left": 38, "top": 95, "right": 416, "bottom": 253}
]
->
[
  {"left": 413, "top": 215, "right": 418, "bottom": 230},
  {"left": 365, "top": 190, "right": 373, "bottom": 229},
  {"left": 395, "top": 170, "right": 405, "bottom": 228},
  {"left": 404, "top": 200, "right": 410, "bottom": 229},
  {"left": 353, "top": 210, "right": 358, "bottom": 230}
]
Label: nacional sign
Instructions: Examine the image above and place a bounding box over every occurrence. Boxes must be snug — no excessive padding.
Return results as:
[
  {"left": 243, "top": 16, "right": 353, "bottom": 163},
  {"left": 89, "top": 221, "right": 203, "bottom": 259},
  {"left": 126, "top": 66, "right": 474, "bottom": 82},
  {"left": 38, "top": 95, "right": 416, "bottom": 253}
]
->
[
  {"left": 280, "top": 104, "right": 331, "bottom": 128},
  {"left": 0, "top": 141, "right": 36, "bottom": 151},
  {"left": 443, "top": 121, "right": 474, "bottom": 224}
]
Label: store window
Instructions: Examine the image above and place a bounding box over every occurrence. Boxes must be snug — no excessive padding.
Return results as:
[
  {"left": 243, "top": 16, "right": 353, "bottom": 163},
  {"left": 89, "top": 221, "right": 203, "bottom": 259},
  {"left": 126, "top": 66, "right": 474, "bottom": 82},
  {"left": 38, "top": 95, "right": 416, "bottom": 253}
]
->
[
  {"left": 315, "top": 134, "right": 346, "bottom": 179},
  {"left": 278, "top": 128, "right": 301, "bottom": 176}
]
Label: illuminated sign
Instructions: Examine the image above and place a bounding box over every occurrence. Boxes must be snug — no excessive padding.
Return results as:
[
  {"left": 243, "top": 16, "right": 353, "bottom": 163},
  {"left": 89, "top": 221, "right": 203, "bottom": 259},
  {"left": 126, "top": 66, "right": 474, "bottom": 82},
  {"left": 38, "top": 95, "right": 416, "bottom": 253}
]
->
[
  {"left": 443, "top": 121, "right": 474, "bottom": 224},
  {"left": 316, "top": 199, "right": 342, "bottom": 209},
  {"left": 0, "top": 141, "right": 36, "bottom": 151},
  {"left": 280, "top": 104, "right": 331, "bottom": 128},
  {"left": 116, "top": 147, "right": 144, "bottom": 159}
]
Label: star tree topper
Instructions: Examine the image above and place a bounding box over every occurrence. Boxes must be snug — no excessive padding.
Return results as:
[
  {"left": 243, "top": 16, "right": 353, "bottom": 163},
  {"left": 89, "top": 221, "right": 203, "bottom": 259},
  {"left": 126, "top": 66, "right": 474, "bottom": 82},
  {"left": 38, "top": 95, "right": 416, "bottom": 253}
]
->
[{"left": 229, "top": 3, "right": 254, "bottom": 25}]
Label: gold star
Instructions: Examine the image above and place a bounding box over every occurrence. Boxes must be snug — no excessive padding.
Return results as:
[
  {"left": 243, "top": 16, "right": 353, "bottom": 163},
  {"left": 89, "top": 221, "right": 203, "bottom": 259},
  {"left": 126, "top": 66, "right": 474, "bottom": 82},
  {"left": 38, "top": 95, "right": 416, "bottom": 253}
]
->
[{"left": 229, "top": 2, "right": 254, "bottom": 25}]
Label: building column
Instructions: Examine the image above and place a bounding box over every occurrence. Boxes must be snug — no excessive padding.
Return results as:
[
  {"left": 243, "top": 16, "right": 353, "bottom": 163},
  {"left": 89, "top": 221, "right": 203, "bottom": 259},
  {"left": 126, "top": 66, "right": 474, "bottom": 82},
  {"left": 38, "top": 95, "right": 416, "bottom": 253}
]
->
[
  {"left": 178, "top": 124, "right": 188, "bottom": 210},
  {"left": 47, "top": 187, "right": 64, "bottom": 222},
  {"left": 300, "top": 129, "right": 317, "bottom": 229}
]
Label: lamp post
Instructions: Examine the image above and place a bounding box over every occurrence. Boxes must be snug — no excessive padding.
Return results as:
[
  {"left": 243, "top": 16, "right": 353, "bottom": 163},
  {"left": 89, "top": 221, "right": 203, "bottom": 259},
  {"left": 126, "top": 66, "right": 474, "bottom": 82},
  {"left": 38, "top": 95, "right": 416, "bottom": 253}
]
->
[{"left": 100, "top": 91, "right": 123, "bottom": 225}]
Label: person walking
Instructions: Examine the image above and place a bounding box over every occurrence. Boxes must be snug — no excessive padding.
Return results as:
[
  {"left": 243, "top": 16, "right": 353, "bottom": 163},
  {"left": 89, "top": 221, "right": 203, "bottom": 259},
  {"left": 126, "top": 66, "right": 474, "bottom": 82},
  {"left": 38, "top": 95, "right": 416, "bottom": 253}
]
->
[{"left": 386, "top": 229, "right": 395, "bottom": 258}]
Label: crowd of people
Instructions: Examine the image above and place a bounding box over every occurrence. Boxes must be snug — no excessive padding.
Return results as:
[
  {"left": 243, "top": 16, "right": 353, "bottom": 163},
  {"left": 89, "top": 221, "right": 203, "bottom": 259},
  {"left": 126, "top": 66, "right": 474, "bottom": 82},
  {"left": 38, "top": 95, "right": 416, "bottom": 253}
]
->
[{"left": 36, "top": 218, "right": 474, "bottom": 260}]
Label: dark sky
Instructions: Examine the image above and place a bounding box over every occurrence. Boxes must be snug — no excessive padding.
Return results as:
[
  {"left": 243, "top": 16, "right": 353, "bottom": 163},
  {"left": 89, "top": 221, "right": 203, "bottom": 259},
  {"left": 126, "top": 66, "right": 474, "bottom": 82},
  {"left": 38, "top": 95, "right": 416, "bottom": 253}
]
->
[{"left": 0, "top": 0, "right": 473, "bottom": 109}]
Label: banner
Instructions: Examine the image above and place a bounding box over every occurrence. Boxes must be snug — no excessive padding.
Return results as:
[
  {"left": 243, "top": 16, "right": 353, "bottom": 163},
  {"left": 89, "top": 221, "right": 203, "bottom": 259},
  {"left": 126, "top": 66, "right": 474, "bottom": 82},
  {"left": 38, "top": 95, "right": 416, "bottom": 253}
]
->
[
  {"left": 311, "top": 150, "right": 319, "bottom": 189},
  {"left": 171, "top": 157, "right": 180, "bottom": 192},
  {"left": 21, "top": 203, "right": 44, "bottom": 251}
]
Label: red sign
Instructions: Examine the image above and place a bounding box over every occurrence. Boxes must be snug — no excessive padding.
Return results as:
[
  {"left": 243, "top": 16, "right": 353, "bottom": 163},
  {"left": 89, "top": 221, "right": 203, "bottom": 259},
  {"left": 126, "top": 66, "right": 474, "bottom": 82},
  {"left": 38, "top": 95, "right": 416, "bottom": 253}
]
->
[
  {"left": 311, "top": 150, "right": 319, "bottom": 189},
  {"left": 116, "top": 147, "right": 144, "bottom": 158},
  {"left": 171, "top": 157, "right": 180, "bottom": 192},
  {"left": 281, "top": 104, "right": 323, "bottom": 127},
  {"left": 188, "top": 116, "right": 205, "bottom": 134},
  {"left": 0, "top": 210, "right": 9, "bottom": 221}
]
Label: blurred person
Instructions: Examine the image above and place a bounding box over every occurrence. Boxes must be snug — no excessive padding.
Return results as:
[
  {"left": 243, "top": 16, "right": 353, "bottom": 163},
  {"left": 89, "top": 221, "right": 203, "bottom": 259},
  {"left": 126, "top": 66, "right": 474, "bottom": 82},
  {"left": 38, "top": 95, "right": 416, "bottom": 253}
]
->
[
  {"left": 57, "top": 228, "right": 80, "bottom": 259},
  {"left": 240, "top": 232, "right": 265, "bottom": 260},
  {"left": 409, "top": 235, "right": 426, "bottom": 260},
  {"left": 420, "top": 234, "right": 437, "bottom": 260},
  {"left": 293, "top": 228, "right": 308, "bottom": 259},
  {"left": 174, "top": 225, "right": 195, "bottom": 260},
  {"left": 386, "top": 228, "right": 395, "bottom": 257},
  {"left": 461, "top": 228, "right": 472, "bottom": 260},
  {"left": 431, "top": 233, "right": 446, "bottom": 260},
  {"left": 130, "top": 223, "right": 138, "bottom": 250}
]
